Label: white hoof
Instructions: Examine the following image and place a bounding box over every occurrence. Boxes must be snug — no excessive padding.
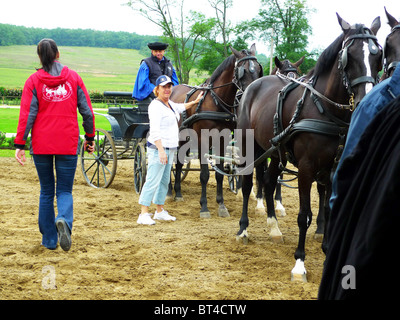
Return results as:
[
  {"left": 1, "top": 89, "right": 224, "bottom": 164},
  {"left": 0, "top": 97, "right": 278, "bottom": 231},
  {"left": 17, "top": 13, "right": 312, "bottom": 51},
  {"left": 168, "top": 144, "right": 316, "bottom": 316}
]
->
[
  {"left": 236, "top": 229, "right": 249, "bottom": 244},
  {"left": 275, "top": 200, "right": 286, "bottom": 217},
  {"left": 255, "top": 198, "right": 266, "bottom": 215},
  {"left": 267, "top": 217, "right": 283, "bottom": 243},
  {"left": 291, "top": 259, "right": 307, "bottom": 282}
]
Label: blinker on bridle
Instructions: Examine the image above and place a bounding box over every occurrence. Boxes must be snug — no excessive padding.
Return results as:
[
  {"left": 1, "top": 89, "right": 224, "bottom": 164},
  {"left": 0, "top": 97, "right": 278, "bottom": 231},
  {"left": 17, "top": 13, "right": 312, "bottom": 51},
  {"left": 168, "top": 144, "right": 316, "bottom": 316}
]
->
[{"left": 338, "top": 26, "right": 382, "bottom": 109}]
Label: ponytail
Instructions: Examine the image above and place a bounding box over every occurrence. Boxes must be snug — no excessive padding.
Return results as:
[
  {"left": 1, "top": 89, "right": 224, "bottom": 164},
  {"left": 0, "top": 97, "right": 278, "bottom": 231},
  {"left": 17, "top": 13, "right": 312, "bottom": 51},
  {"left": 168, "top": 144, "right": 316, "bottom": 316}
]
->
[{"left": 37, "top": 39, "right": 59, "bottom": 73}]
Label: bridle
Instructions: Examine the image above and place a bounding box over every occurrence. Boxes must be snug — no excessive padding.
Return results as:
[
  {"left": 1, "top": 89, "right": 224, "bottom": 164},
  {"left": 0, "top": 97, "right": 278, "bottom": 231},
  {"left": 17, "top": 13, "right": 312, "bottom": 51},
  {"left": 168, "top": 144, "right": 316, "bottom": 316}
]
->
[
  {"left": 233, "top": 54, "right": 263, "bottom": 93},
  {"left": 338, "top": 26, "right": 382, "bottom": 98},
  {"left": 383, "top": 24, "right": 400, "bottom": 76}
]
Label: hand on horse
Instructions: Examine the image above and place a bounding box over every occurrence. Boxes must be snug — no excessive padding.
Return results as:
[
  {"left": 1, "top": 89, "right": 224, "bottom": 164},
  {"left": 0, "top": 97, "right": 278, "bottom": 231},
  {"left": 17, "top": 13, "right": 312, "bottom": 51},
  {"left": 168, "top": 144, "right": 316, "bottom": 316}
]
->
[{"left": 15, "top": 149, "right": 26, "bottom": 166}]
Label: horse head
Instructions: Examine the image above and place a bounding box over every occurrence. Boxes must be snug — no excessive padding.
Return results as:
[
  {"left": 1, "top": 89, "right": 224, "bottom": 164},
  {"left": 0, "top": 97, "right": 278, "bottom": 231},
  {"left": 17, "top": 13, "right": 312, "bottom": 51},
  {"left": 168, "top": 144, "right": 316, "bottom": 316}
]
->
[
  {"left": 230, "top": 44, "right": 263, "bottom": 92},
  {"left": 272, "top": 56, "right": 305, "bottom": 78},
  {"left": 336, "top": 13, "right": 383, "bottom": 108},
  {"left": 382, "top": 7, "right": 400, "bottom": 79}
]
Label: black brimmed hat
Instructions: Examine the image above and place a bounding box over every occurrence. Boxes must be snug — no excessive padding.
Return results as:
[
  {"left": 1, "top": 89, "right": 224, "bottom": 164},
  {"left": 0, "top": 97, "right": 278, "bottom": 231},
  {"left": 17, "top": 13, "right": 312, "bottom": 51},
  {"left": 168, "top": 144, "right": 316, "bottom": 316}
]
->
[{"left": 147, "top": 42, "right": 169, "bottom": 50}]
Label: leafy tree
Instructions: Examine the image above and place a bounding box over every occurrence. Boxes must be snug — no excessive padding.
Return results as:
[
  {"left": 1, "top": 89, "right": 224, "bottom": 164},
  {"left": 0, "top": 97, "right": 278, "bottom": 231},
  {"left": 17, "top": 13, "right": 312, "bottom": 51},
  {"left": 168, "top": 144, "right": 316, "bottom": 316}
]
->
[
  {"left": 240, "top": 0, "right": 318, "bottom": 73},
  {"left": 125, "top": 0, "right": 217, "bottom": 84}
]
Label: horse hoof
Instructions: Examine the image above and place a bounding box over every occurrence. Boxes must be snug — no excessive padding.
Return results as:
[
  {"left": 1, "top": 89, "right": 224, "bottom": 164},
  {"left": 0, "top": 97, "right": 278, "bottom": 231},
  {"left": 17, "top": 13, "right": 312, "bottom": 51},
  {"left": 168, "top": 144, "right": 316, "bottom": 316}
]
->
[
  {"left": 270, "top": 235, "right": 284, "bottom": 244},
  {"left": 291, "top": 272, "right": 307, "bottom": 282},
  {"left": 174, "top": 196, "right": 184, "bottom": 202},
  {"left": 218, "top": 207, "right": 230, "bottom": 218},
  {"left": 236, "top": 230, "right": 249, "bottom": 244},
  {"left": 255, "top": 207, "right": 266, "bottom": 215},
  {"left": 275, "top": 201, "right": 286, "bottom": 217},
  {"left": 200, "top": 211, "right": 211, "bottom": 219},
  {"left": 291, "top": 259, "right": 307, "bottom": 282},
  {"left": 314, "top": 233, "right": 324, "bottom": 243}
]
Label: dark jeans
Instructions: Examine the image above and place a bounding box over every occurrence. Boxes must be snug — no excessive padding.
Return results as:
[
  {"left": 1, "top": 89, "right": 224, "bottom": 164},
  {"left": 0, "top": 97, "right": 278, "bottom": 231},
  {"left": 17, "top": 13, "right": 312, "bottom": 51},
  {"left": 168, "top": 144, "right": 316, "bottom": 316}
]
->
[{"left": 33, "top": 154, "right": 77, "bottom": 249}]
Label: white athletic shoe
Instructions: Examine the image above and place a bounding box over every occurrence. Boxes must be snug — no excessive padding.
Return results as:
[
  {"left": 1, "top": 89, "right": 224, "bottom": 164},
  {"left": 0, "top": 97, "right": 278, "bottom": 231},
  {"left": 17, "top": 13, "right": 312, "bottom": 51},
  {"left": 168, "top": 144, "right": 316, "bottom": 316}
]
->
[
  {"left": 137, "top": 213, "right": 156, "bottom": 225},
  {"left": 154, "top": 209, "right": 176, "bottom": 221}
]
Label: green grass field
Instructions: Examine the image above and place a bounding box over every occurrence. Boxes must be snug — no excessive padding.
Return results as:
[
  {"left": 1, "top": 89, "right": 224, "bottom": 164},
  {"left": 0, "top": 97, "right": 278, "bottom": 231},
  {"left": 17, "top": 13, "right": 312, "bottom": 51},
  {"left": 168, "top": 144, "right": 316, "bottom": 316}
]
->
[
  {"left": 0, "top": 45, "right": 209, "bottom": 157},
  {"left": 0, "top": 45, "right": 144, "bottom": 92}
]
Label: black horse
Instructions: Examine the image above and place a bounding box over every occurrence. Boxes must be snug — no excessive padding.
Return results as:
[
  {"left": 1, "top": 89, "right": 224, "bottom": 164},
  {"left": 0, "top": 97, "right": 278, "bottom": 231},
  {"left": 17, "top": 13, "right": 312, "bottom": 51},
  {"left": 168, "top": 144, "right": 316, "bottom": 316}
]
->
[
  {"left": 170, "top": 44, "right": 263, "bottom": 218},
  {"left": 381, "top": 7, "right": 400, "bottom": 81},
  {"left": 235, "top": 14, "right": 382, "bottom": 282}
]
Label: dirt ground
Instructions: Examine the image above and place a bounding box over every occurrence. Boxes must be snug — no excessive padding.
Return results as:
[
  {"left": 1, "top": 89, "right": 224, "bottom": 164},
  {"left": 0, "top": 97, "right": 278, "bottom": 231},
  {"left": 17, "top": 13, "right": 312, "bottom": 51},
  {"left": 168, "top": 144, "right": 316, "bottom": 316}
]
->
[{"left": 0, "top": 156, "right": 325, "bottom": 300}]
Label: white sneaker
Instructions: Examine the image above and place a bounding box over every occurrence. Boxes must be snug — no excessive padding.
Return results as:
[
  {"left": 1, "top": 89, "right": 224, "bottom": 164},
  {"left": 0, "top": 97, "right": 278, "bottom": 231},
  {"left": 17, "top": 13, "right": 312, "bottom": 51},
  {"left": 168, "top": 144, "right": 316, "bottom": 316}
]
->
[
  {"left": 154, "top": 209, "right": 176, "bottom": 221},
  {"left": 137, "top": 213, "right": 156, "bottom": 225}
]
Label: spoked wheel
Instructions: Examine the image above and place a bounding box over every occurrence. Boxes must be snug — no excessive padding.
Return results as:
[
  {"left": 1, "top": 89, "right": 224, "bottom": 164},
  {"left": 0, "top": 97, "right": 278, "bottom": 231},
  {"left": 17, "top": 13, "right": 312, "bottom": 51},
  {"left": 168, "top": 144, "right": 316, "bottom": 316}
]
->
[
  {"left": 80, "top": 128, "right": 117, "bottom": 188},
  {"left": 134, "top": 142, "right": 147, "bottom": 194}
]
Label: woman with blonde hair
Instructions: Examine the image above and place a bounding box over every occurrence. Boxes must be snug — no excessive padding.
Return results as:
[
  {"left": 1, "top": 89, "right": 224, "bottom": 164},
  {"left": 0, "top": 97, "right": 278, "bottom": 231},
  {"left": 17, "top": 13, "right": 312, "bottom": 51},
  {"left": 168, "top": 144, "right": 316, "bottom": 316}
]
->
[{"left": 137, "top": 75, "right": 203, "bottom": 225}]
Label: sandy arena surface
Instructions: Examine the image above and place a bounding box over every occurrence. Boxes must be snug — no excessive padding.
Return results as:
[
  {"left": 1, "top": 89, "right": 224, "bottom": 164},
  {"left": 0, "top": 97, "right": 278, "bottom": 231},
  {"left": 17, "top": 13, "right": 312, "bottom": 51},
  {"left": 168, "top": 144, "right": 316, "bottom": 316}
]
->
[{"left": 0, "top": 157, "right": 325, "bottom": 300}]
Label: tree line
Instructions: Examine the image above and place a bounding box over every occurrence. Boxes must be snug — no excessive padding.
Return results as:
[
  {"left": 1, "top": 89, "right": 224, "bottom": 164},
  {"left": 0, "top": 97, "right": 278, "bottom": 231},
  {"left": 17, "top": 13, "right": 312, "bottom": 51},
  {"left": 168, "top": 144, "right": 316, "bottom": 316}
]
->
[{"left": 0, "top": 23, "right": 159, "bottom": 54}]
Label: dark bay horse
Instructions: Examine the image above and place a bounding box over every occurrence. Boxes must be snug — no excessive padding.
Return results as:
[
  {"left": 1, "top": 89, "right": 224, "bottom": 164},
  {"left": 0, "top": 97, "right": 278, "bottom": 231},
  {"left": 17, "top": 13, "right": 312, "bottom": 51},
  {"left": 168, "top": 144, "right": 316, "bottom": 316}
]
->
[
  {"left": 252, "top": 55, "right": 305, "bottom": 217},
  {"left": 170, "top": 44, "right": 263, "bottom": 218},
  {"left": 381, "top": 7, "right": 400, "bottom": 81},
  {"left": 236, "top": 14, "right": 382, "bottom": 281}
]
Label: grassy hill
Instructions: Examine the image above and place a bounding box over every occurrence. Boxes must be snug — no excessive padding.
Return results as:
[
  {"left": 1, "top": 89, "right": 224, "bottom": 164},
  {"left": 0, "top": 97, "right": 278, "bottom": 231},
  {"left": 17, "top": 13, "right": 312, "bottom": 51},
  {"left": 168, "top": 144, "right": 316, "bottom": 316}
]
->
[{"left": 0, "top": 45, "right": 146, "bottom": 92}]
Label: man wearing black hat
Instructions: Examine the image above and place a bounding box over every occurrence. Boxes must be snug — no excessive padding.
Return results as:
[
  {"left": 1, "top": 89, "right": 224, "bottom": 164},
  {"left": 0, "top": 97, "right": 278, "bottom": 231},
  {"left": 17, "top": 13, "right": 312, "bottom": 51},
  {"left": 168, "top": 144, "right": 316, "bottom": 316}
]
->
[{"left": 132, "top": 42, "right": 179, "bottom": 101}]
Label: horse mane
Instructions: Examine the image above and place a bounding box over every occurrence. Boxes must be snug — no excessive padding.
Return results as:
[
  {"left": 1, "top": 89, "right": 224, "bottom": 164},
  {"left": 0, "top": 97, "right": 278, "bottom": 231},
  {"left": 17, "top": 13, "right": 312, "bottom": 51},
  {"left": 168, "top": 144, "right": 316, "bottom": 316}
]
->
[
  {"left": 209, "top": 54, "right": 237, "bottom": 84},
  {"left": 311, "top": 24, "right": 366, "bottom": 79}
]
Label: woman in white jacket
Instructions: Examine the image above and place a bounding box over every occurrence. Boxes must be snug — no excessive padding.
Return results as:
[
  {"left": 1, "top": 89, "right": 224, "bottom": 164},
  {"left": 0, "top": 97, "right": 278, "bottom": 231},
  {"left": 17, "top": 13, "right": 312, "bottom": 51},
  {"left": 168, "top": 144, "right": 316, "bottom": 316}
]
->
[{"left": 137, "top": 75, "right": 203, "bottom": 225}]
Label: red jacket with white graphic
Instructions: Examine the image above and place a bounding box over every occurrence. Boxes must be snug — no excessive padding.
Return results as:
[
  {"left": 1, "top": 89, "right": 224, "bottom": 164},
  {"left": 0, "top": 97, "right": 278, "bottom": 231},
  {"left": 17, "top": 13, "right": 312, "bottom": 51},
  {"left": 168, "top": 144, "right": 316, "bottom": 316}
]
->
[{"left": 14, "top": 62, "right": 95, "bottom": 155}]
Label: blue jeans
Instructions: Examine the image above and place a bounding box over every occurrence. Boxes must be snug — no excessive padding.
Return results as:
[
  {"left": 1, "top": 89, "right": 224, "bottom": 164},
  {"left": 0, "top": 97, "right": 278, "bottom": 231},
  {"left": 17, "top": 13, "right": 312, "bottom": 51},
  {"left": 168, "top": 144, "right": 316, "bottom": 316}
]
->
[
  {"left": 33, "top": 155, "right": 77, "bottom": 249},
  {"left": 138, "top": 148, "right": 175, "bottom": 207}
]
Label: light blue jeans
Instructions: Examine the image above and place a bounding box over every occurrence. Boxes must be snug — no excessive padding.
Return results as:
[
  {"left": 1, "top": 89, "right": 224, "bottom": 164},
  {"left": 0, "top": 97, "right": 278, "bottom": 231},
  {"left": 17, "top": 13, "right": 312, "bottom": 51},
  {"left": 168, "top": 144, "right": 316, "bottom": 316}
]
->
[
  {"left": 33, "top": 154, "right": 77, "bottom": 249},
  {"left": 138, "top": 148, "right": 175, "bottom": 207}
]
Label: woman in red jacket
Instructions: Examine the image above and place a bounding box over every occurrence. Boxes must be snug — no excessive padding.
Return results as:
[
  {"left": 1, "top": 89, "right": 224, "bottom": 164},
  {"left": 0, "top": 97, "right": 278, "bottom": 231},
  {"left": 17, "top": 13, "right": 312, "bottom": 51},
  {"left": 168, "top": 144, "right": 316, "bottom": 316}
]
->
[{"left": 14, "top": 39, "right": 95, "bottom": 251}]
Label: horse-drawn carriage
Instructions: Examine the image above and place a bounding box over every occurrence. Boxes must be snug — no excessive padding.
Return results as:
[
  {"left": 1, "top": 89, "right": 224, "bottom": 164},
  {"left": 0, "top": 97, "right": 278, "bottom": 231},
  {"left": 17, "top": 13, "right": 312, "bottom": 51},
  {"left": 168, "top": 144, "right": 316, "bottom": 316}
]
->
[{"left": 80, "top": 92, "right": 150, "bottom": 192}]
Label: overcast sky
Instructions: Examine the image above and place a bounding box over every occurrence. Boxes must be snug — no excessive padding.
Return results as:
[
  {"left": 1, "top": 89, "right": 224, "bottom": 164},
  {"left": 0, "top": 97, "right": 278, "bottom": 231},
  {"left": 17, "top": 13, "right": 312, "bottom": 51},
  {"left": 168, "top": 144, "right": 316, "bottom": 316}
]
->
[{"left": 2, "top": 0, "right": 400, "bottom": 55}]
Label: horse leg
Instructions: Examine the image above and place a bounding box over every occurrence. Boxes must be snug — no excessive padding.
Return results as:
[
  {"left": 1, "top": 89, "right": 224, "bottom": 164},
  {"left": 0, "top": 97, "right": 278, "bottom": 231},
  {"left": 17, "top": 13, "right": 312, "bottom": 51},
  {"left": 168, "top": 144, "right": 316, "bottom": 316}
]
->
[
  {"left": 173, "top": 158, "right": 184, "bottom": 201},
  {"left": 264, "top": 157, "right": 283, "bottom": 243},
  {"left": 254, "top": 162, "right": 266, "bottom": 215},
  {"left": 321, "top": 183, "right": 332, "bottom": 254},
  {"left": 215, "top": 162, "right": 230, "bottom": 217},
  {"left": 167, "top": 176, "right": 173, "bottom": 199},
  {"left": 275, "top": 173, "right": 287, "bottom": 217},
  {"left": 236, "top": 172, "right": 253, "bottom": 244},
  {"left": 291, "top": 167, "right": 313, "bottom": 282},
  {"left": 199, "top": 163, "right": 211, "bottom": 218},
  {"left": 314, "top": 183, "right": 325, "bottom": 242}
]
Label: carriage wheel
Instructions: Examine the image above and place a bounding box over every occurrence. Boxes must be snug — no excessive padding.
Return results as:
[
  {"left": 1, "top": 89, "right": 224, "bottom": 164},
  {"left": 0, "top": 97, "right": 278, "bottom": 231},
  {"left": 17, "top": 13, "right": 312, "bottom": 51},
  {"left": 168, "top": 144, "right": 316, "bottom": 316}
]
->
[
  {"left": 134, "top": 142, "right": 147, "bottom": 194},
  {"left": 80, "top": 128, "right": 117, "bottom": 188}
]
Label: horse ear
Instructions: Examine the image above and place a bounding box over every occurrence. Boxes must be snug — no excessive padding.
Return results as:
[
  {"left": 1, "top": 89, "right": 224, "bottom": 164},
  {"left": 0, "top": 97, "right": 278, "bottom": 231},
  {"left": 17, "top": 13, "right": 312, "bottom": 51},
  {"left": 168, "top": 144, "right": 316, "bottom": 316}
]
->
[
  {"left": 295, "top": 56, "right": 305, "bottom": 67},
  {"left": 336, "top": 13, "right": 351, "bottom": 33},
  {"left": 274, "top": 56, "right": 282, "bottom": 69},
  {"left": 385, "top": 7, "right": 399, "bottom": 28},
  {"left": 370, "top": 16, "right": 381, "bottom": 35},
  {"left": 230, "top": 46, "right": 240, "bottom": 58},
  {"left": 250, "top": 43, "right": 256, "bottom": 56}
]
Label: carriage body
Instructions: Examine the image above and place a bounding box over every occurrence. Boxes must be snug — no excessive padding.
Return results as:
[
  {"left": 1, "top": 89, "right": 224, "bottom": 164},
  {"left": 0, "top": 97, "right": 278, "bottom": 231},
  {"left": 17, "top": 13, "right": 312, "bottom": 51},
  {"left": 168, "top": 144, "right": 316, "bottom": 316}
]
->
[{"left": 80, "top": 91, "right": 149, "bottom": 192}]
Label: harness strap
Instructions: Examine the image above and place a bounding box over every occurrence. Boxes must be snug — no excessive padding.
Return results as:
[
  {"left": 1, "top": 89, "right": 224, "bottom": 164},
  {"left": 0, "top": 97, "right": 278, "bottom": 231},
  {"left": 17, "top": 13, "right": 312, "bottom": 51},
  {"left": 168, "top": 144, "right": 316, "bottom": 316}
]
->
[{"left": 180, "top": 111, "right": 237, "bottom": 130}]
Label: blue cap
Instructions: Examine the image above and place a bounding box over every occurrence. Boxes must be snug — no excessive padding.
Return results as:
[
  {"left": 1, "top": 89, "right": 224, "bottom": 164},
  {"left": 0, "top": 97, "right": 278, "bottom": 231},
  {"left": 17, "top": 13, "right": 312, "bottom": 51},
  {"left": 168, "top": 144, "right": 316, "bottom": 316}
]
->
[{"left": 156, "top": 75, "right": 173, "bottom": 87}]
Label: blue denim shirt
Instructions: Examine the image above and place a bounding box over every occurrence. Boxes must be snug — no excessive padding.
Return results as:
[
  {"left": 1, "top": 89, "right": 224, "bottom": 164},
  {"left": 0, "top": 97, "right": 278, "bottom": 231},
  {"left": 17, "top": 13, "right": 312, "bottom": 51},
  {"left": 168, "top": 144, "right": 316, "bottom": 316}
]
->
[{"left": 330, "top": 66, "right": 400, "bottom": 208}]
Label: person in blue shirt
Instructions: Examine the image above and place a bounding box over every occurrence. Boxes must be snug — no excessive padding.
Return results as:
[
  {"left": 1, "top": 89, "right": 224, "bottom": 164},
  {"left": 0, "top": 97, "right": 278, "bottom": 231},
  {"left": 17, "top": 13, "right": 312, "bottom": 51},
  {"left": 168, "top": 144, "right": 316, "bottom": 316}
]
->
[
  {"left": 329, "top": 66, "right": 400, "bottom": 209},
  {"left": 132, "top": 42, "right": 179, "bottom": 102}
]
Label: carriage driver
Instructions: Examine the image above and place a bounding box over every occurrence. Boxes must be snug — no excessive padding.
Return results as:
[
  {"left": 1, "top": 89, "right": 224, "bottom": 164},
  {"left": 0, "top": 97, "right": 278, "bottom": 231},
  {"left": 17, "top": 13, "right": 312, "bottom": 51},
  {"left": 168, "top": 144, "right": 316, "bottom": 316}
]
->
[{"left": 132, "top": 42, "right": 179, "bottom": 102}]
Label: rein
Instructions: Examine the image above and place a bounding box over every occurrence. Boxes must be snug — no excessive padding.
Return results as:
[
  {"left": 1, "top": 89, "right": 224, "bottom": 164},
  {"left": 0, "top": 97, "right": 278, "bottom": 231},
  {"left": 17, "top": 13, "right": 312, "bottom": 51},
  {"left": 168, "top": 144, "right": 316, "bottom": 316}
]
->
[{"left": 276, "top": 72, "right": 354, "bottom": 110}]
